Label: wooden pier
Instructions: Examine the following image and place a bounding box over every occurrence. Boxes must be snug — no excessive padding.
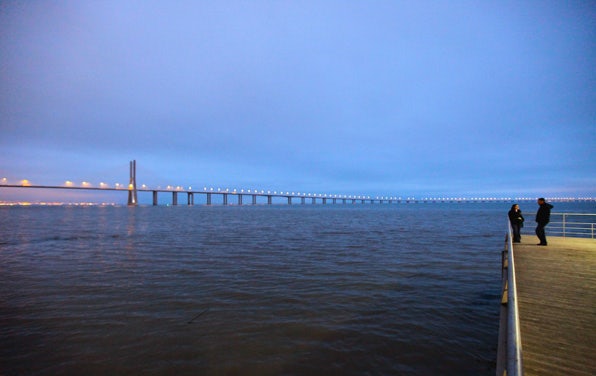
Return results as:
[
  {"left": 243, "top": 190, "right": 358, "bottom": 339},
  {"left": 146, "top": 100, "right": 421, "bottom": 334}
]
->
[{"left": 512, "top": 236, "right": 595, "bottom": 375}]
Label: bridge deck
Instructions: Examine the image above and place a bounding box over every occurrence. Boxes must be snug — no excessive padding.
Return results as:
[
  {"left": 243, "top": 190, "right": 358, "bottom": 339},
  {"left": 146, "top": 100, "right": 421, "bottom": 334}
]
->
[{"left": 513, "top": 236, "right": 595, "bottom": 376}]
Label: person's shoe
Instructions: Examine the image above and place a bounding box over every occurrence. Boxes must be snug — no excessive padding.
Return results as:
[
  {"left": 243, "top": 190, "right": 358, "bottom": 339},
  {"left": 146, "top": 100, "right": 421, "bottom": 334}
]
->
[{"left": 537, "top": 243, "right": 547, "bottom": 246}]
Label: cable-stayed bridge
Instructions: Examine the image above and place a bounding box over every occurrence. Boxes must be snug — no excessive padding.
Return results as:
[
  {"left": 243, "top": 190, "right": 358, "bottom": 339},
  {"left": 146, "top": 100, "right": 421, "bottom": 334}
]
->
[{"left": 1, "top": 161, "right": 593, "bottom": 205}]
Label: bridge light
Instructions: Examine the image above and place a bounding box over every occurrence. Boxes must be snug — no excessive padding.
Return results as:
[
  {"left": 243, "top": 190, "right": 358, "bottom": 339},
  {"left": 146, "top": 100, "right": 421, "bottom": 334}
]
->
[{"left": 65, "top": 181, "right": 73, "bottom": 187}]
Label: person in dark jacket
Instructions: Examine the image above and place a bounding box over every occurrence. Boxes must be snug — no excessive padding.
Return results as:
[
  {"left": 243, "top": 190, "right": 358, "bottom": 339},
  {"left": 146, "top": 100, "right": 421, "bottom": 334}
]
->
[
  {"left": 535, "top": 198, "right": 554, "bottom": 246},
  {"left": 508, "top": 204, "right": 524, "bottom": 243}
]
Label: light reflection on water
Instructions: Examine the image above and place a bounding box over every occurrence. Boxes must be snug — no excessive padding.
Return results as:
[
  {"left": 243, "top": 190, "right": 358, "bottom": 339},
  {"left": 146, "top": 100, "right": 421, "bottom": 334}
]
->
[{"left": 3, "top": 202, "right": 578, "bottom": 375}]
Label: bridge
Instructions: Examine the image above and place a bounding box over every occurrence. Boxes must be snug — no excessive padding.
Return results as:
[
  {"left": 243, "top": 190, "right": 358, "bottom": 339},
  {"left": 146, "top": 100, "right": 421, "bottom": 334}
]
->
[
  {"left": 2, "top": 161, "right": 594, "bottom": 206},
  {"left": 1, "top": 183, "right": 480, "bottom": 206},
  {"left": 0, "top": 183, "right": 400, "bottom": 206}
]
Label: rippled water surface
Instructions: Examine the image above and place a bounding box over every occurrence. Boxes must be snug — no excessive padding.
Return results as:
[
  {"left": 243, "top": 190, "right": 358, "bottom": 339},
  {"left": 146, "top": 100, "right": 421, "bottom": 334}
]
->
[{"left": 2, "top": 203, "right": 565, "bottom": 375}]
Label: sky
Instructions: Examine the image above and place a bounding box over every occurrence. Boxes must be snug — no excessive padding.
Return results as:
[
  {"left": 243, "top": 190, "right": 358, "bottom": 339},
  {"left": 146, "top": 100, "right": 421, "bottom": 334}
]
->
[{"left": 1, "top": 1, "right": 595, "bottom": 203}]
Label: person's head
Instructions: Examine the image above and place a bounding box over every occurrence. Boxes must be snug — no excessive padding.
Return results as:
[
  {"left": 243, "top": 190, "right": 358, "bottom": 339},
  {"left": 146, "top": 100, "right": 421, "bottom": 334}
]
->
[
  {"left": 511, "top": 204, "right": 519, "bottom": 210},
  {"left": 537, "top": 198, "right": 545, "bottom": 205}
]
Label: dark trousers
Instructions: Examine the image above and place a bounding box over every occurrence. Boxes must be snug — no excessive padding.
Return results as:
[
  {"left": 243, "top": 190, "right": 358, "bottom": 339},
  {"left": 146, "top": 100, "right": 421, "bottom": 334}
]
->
[
  {"left": 511, "top": 223, "right": 521, "bottom": 242},
  {"left": 536, "top": 223, "right": 547, "bottom": 245}
]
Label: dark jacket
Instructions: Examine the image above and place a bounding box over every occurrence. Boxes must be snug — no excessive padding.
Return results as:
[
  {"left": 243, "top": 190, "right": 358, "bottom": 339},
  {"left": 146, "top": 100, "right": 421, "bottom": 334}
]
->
[
  {"left": 508, "top": 209, "right": 525, "bottom": 227},
  {"left": 536, "top": 202, "right": 554, "bottom": 224}
]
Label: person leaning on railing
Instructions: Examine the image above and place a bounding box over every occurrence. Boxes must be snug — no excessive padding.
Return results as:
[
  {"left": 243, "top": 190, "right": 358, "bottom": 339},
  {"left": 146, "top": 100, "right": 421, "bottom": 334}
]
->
[{"left": 508, "top": 204, "right": 524, "bottom": 243}]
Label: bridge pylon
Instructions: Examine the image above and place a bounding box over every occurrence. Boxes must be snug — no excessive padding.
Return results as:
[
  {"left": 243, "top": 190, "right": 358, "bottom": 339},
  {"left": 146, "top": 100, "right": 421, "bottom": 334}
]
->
[{"left": 127, "top": 160, "right": 138, "bottom": 206}]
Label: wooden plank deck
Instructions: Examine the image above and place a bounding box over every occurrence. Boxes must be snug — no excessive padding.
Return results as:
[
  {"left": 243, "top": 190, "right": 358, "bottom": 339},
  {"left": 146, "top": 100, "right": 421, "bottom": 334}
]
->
[{"left": 513, "top": 236, "right": 595, "bottom": 376}]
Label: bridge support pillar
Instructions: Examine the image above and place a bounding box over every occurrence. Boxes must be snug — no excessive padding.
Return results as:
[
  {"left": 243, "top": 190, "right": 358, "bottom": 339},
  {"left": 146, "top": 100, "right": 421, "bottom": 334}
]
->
[
  {"left": 238, "top": 194, "right": 243, "bottom": 205},
  {"left": 287, "top": 197, "right": 292, "bottom": 205},
  {"left": 301, "top": 197, "right": 305, "bottom": 204},
  {"left": 188, "top": 192, "right": 194, "bottom": 205},
  {"left": 322, "top": 198, "right": 327, "bottom": 204},
  {"left": 223, "top": 193, "right": 228, "bottom": 205},
  {"left": 252, "top": 195, "right": 257, "bottom": 205},
  {"left": 333, "top": 198, "right": 337, "bottom": 204},
  {"left": 152, "top": 191, "right": 158, "bottom": 206},
  {"left": 312, "top": 197, "right": 316, "bottom": 204},
  {"left": 267, "top": 195, "right": 272, "bottom": 205},
  {"left": 127, "top": 160, "right": 138, "bottom": 206},
  {"left": 206, "top": 193, "right": 212, "bottom": 205},
  {"left": 172, "top": 192, "right": 178, "bottom": 206}
]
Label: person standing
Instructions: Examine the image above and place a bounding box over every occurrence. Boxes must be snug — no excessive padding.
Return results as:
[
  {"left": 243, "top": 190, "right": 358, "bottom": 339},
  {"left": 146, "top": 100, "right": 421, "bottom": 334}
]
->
[
  {"left": 535, "top": 198, "right": 554, "bottom": 246},
  {"left": 508, "top": 204, "right": 524, "bottom": 243}
]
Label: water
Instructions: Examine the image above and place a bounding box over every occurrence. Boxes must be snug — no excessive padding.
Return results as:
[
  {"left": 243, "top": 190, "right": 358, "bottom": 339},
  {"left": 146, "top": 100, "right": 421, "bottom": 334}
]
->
[{"left": 1, "top": 202, "right": 590, "bottom": 375}]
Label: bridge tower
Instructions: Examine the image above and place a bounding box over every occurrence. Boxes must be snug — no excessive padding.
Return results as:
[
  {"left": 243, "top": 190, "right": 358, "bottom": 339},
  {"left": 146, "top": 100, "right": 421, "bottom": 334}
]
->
[{"left": 127, "top": 160, "right": 138, "bottom": 206}]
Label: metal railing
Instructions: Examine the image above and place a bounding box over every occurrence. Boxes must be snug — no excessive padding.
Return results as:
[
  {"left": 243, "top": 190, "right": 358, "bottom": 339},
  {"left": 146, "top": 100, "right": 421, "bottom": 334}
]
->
[
  {"left": 497, "top": 222, "right": 524, "bottom": 376},
  {"left": 521, "top": 213, "right": 596, "bottom": 239}
]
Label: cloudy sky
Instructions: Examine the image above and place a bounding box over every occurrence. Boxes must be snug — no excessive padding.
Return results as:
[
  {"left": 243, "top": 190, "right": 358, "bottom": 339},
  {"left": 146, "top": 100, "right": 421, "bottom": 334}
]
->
[{"left": 1, "top": 1, "right": 595, "bottom": 203}]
